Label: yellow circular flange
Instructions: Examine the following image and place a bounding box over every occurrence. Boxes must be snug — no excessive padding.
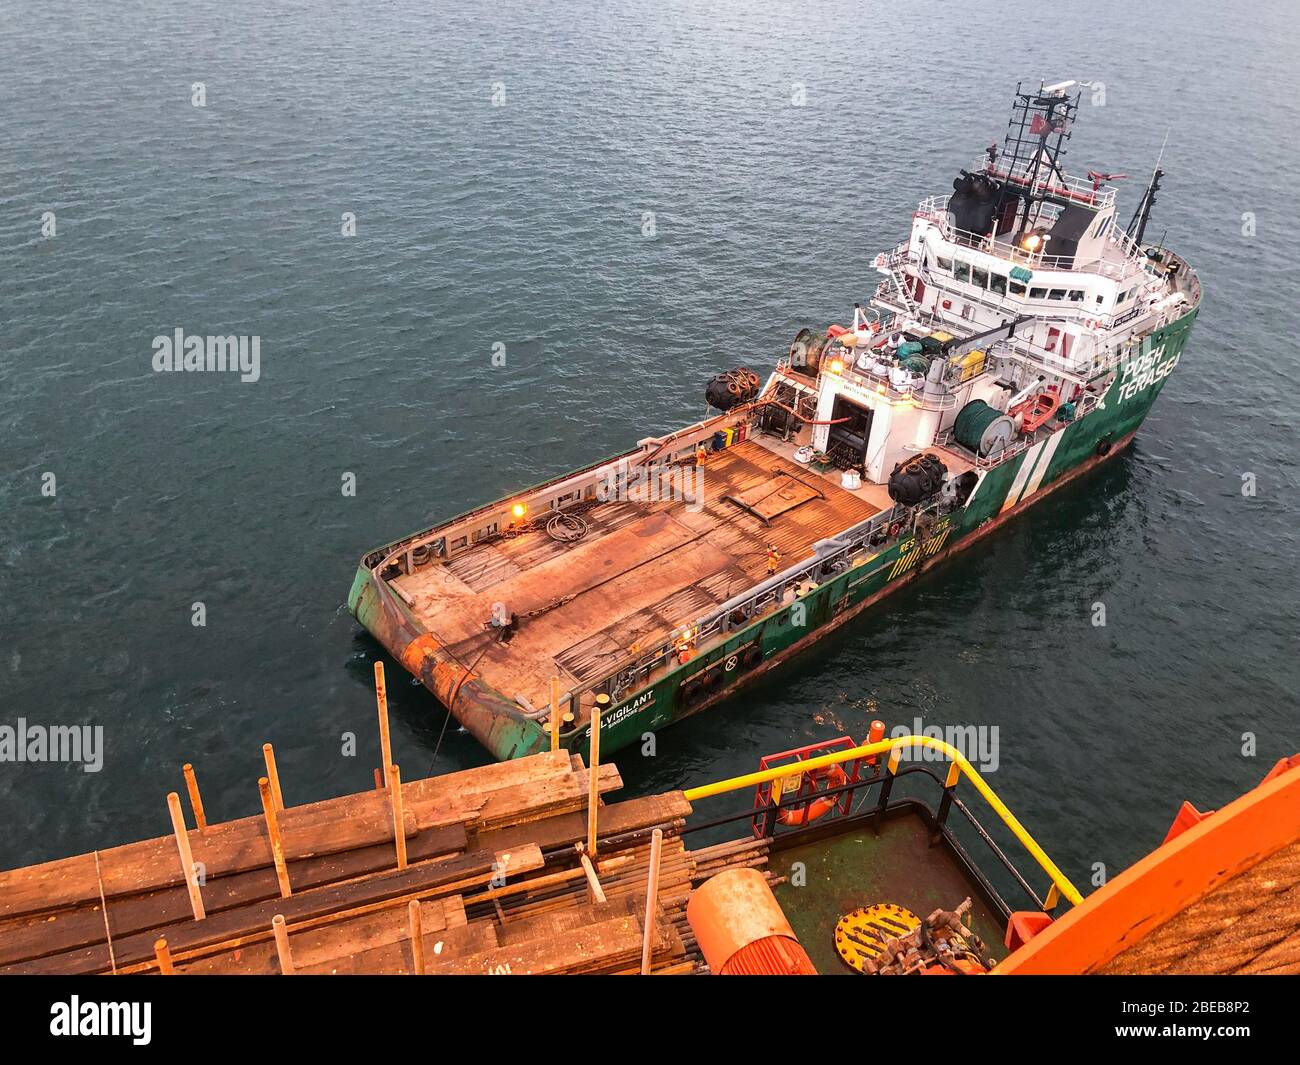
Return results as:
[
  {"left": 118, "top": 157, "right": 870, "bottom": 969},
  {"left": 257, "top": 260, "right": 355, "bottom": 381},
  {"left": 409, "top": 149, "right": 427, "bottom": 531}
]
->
[{"left": 834, "top": 903, "right": 921, "bottom": 973}]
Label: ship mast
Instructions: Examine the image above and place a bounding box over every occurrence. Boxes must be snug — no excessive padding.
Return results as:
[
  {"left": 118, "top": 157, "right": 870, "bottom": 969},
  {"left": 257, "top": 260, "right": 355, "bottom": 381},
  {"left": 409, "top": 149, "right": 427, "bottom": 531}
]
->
[
  {"left": 1126, "top": 168, "right": 1163, "bottom": 248},
  {"left": 995, "top": 80, "right": 1081, "bottom": 245},
  {"left": 1126, "top": 130, "right": 1170, "bottom": 249}
]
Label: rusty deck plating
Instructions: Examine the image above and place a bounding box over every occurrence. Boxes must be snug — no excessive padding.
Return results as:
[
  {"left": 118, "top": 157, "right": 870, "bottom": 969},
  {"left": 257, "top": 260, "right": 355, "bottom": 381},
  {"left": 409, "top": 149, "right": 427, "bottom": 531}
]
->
[{"left": 390, "top": 439, "right": 882, "bottom": 726}]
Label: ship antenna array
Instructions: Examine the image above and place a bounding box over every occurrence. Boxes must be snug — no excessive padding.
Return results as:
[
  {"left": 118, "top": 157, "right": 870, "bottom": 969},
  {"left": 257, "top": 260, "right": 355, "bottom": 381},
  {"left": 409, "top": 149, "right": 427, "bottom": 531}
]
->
[{"left": 996, "top": 79, "right": 1081, "bottom": 244}]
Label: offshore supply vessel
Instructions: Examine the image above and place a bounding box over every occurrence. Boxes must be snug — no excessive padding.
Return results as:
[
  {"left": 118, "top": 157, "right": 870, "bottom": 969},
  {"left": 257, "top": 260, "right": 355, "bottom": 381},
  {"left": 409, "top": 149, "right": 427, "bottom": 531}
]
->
[{"left": 348, "top": 81, "right": 1202, "bottom": 762}]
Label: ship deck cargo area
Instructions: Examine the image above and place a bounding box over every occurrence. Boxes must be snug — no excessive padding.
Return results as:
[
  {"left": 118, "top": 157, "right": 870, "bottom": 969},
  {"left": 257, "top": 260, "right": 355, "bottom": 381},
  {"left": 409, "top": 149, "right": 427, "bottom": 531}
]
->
[{"left": 390, "top": 437, "right": 883, "bottom": 718}]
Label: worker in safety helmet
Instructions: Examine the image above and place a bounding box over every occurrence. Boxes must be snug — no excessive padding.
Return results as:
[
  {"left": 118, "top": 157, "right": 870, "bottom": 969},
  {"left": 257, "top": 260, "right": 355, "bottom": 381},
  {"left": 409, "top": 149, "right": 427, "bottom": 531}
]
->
[{"left": 766, "top": 543, "right": 781, "bottom": 576}]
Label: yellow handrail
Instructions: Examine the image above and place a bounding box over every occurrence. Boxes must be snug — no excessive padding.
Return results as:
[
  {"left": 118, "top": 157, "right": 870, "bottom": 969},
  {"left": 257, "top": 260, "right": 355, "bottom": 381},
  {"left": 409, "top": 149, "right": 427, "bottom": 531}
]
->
[{"left": 682, "top": 734, "right": 1083, "bottom": 908}]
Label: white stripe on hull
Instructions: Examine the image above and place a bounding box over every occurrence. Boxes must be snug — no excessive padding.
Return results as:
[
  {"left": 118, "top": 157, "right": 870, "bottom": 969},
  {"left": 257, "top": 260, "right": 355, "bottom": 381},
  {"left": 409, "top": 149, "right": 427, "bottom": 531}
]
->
[
  {"left": 1020, "top": 429, "right": 1065, "bottom": 502},
  {"left": 1000, "top": 440, "right": 1043, "bottom": 514},
  {"left": 999, "top": 430, "right": 1066, "bottom": 514}
]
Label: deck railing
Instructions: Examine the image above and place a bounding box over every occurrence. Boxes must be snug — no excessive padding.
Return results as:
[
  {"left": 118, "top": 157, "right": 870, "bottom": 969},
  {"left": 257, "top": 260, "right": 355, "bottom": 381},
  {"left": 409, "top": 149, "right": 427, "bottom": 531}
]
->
[
  {"left": 913, "top": 196, "right": 1146, "bottom": 283},
  {"left": 684, "top": 733, "right": 1084, "bottom": 911},
  {"left": 977, "top": 157, "right": 1119, "bottom": 210}
]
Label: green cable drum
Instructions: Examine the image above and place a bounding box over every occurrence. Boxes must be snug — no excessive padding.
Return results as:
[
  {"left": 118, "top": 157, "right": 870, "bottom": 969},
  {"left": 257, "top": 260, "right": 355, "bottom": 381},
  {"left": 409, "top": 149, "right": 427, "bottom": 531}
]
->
[{"left": 953, "top": 399, "right": 1015, "bottom": 457}]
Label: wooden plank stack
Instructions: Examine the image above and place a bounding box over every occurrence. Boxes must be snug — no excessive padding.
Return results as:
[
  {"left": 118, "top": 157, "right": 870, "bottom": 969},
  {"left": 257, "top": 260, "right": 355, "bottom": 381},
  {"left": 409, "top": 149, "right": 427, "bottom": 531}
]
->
[{"left": 0, "top": 664, "right": 771, "bottom": 976}]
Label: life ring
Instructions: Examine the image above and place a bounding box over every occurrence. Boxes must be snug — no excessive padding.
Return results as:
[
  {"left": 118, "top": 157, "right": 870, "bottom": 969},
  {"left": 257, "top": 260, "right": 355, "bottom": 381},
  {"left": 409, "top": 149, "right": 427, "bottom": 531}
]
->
[
  {"left": 741, "top": 645, "right": 763, "bottom": 669},
  {"left": 777, "top": 764, "right": 849, "bottom": 826},
  {"left": 888, "top": 521, "right": 904, "bottom": 538}
]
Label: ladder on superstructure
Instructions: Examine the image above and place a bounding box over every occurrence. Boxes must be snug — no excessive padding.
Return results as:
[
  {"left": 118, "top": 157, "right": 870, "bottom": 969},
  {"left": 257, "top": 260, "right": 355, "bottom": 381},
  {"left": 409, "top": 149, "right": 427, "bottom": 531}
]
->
[{"left": 876, "top": 246, "right": 920, "bottom": 319}]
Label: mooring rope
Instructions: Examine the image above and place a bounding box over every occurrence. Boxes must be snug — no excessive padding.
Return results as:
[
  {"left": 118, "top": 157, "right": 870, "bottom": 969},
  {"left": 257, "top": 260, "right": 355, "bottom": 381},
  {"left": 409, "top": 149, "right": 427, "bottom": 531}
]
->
[
  {"left": 93, "top": 849, "right": 118, "bottom": 975},
  {"left": 427, "top": 636, "right": 495, "bottom": 775}
]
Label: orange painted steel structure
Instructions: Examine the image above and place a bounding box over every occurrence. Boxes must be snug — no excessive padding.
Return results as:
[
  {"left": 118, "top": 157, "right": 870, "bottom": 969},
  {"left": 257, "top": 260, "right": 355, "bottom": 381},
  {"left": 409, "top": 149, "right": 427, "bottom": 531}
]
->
[{"left": 997, "top": 756, "right": 1300, "bottom": 974}]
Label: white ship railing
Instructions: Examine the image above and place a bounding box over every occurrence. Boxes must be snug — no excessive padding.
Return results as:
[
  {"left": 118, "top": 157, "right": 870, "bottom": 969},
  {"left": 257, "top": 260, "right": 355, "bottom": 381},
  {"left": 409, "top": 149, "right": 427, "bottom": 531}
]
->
[
  {"left": 935, "top": 387, "right": 1102, "bottom": 470},
  {"left": 774, "top": 354, "right": 956, "bottom": 411},
  {"left": 974, "top": 157, "right": 1118, "bottom": 210},
  {"left": 935, "top": 427, "right": 1033, "bottom": 470},
  {"left": 891, "top": 236, "right": 1161, "bottom": 348},
  {"left": 914, "top": 197, "right": 1146, "bottom": 282}
]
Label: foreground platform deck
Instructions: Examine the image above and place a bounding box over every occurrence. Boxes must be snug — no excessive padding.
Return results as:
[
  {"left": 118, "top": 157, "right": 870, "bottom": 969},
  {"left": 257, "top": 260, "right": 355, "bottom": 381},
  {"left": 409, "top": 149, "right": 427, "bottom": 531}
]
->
[
  {"left": 391, "top": 438, "right": 881, "bottom": 720},
  {"left": 0, "top": 693, "right": 777, "bottom": 976},
  {"left": 773, "top": 815, "right": 1005, "bottom": 975}
]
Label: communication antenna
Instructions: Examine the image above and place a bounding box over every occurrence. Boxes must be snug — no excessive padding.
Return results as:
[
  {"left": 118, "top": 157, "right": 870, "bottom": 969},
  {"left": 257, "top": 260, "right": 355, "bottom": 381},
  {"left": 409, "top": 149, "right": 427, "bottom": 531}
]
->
[{"left": 1128, "top": 129, "right": 1172, "bottom": 248}]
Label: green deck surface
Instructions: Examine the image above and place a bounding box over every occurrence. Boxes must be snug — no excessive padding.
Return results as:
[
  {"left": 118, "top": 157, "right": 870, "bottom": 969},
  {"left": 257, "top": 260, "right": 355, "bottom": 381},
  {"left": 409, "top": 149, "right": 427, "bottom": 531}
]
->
[{"left": 771, "top": 812, "right": 1007, "bottom": 975}]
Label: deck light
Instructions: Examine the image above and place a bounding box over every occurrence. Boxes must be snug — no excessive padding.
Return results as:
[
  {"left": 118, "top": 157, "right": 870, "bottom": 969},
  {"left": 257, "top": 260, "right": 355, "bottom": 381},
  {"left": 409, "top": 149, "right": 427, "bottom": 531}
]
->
[
  {"left": 512, "top": 502, "right": 527, "bottom": 519},
  {"left": 828, "top": 357, "right": 844, "bottom": 375}
]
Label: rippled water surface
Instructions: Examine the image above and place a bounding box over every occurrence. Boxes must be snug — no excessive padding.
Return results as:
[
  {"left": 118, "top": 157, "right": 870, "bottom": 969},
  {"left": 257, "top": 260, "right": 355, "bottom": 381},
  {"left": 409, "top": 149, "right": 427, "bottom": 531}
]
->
[{"left": 2, "top": 0, "right": 1298, "bottom": 887}]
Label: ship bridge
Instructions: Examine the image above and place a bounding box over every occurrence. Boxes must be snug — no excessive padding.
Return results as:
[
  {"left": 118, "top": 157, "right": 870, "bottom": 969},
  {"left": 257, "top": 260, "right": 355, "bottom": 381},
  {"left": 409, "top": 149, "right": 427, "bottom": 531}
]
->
[
  {"left": 880, "top": 192, "right": 1170, "bottom": 381},
  {"left": 867, "top": 79, "right": 1192, "bottom": 383}
]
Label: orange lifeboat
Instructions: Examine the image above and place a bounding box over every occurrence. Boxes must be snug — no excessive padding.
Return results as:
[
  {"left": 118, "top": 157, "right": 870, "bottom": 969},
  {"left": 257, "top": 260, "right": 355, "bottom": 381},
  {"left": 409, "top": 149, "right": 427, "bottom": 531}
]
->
[{"left": 1010, "top": 385, "right": 1060, "bottom": 433}]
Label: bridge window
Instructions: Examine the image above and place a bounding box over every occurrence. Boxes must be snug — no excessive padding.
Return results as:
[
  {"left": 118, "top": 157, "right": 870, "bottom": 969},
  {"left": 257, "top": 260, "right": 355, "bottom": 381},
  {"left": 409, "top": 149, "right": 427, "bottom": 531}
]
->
[
  {"left": 1009, "top": 281, "right": 1027, "bottom": 296},
  {"left": 1029, "top": 287, "right": 1048, "bottom": 299},
  {"left": 971, "top": 266, "right": 989, "bottom": 288},
  {"left": 989, "top": 273, "right": 1007, "bottom": 296},
  {"left": 1047, "top": 288, "right": 1066, "bottom": 301},
  {"left": 1068, "top": 289, "right": 1085, "bottom": 302},
  {"left": 936, "top": 256, "right": 952, "bottom": 272},
  {"left": 953, "top": 261, "right": 971, "bottom": 283}
]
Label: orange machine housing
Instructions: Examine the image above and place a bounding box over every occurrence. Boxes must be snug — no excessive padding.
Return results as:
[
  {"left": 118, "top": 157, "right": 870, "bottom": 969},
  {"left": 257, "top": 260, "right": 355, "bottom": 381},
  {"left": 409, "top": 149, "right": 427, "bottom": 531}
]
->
[{"left": 686, "top": 868, "right": 817, "bottom": 975}]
